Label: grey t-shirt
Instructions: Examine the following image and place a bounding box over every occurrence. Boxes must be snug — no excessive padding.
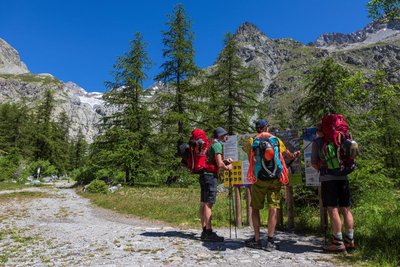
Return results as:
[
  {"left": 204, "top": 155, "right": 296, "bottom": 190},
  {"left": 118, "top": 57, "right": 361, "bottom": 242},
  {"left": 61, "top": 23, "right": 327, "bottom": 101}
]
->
[{"left": 311, "top": 138, "right": 348, "bottom": 182}]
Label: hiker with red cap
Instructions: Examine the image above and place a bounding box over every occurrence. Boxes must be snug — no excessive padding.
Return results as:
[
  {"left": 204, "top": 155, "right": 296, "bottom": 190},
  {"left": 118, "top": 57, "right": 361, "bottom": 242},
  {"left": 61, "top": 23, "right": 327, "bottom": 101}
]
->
[
  {"left": 245, "top": 119, "right": 300, "bottom": 251},
  {"left": 200, "top": 127, "right": 233, "bottom": 242}
]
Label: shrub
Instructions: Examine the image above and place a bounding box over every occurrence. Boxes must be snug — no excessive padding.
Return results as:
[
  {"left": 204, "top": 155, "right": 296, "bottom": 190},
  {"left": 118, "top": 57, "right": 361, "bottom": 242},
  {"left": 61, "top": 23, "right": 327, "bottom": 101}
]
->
[
  {"left": 22, "top": 160, "right": 58, "bottom": 180},
  {"left": 85, "top": 179, "right": 108, "bottom": 194},
  {"left": 0, "top": 155, "right": 20, "bottom": 182},
  {"left": 71, "top": 166, "right": 96, "bottom": 185}
]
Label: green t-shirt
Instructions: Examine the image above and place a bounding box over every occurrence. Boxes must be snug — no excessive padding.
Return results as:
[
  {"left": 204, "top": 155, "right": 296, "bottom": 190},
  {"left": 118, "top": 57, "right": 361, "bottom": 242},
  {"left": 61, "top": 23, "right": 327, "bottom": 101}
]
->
[{"left": 207, "top": 140, "right": 223, "bottom": 167}]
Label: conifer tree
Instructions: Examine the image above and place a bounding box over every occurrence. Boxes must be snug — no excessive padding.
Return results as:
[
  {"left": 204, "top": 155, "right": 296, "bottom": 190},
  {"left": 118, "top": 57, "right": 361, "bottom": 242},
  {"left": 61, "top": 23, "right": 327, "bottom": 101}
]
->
[
  {"left": 71, "top": 128, "right": 87, "bottom": 169},
  {"left": 368, "top": 0, "right": 400, "bottom": 21},
  {"left": 296, "top": 58, "right": 350, "bottom": 123},
  {"left": 34, "top": 89, "right": 55, "bottom": 161},
  {"left": 155, "top": 3, "right": 198, "bottom": 143},
  {"left": 205, "top": 32, "right": 261, "bottom": 135},
  {"left": 93, "top": 32, "right": 152, "bottom": 185}
]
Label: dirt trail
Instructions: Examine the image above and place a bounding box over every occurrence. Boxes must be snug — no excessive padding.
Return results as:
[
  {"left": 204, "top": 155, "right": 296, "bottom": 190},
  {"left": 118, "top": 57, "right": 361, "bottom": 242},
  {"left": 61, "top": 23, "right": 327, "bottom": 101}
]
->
[{"left": 0, "top": 182, "right": 340, "bottom": 266}]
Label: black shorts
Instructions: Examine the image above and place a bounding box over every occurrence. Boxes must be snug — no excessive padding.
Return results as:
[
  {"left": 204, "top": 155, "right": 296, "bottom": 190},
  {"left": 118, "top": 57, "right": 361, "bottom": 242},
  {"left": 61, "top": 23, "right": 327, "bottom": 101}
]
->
[
  {"left": 199, "top": 173, "right": 218, "bottom": 204},
  {"left": 321, "top": 180, "right": 352, "bottom": 207}
]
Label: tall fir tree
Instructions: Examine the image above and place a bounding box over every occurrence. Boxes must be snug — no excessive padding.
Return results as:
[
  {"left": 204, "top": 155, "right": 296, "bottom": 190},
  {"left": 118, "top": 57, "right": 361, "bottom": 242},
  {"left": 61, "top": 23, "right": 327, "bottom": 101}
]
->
[
  {"left": 93, "top": 32, "right": 152, "bottom": 185},
  {"left": 204, "top": 32, "right": 261, "bottom": 135},
  {"left": 368, "top": 0, "right": 400, "bottom": 21},
  {"left": 34, "top": 89, "right": 55, "bottom": 161},
  {"left": 296, "top": 58, "right": 350, "bottom": 124},
  {"left": 155, "top": 3, "right": 198, "bottom": 144}
]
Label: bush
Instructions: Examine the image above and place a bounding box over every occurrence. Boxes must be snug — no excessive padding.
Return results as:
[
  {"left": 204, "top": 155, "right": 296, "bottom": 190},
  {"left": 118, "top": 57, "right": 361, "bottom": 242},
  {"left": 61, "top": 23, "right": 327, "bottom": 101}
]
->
[
  {"left": 22, "top": 160, "right": 58, "bottom": 180},
  {"left": 71, "top": 166, "right": 96, "bottom": 185},
  {"left": 0, "top": 154, "right": 20, "bottom": 182},
  {"left": 85, "top": 179, "right": 108, "bottom": 194}
]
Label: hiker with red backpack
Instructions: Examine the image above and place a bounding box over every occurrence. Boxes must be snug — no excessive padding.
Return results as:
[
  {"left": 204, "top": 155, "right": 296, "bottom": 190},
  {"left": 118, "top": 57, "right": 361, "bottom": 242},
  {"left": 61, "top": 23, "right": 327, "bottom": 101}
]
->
[
  {"left": 245, "top": 119, "right": 300, "bottom": 251},
  {"left": 179, "top": 127, "right": 232, "bottom": 242},
  {"left": 311, "top": 114, "right": 358, "bottom": 253},
  {"left": 199, "top": 127, "right": 232, "bottom": 242}
]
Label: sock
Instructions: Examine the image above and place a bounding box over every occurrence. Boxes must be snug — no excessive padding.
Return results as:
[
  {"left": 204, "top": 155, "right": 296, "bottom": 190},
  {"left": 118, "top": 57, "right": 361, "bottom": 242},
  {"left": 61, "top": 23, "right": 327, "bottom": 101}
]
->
[
  {"left": 206, "top": 228, "right": 213, "bottom": 233},
  {"left": 202, "top": 227, "right": 206, "bottom": 232},
  {"left": 346, "top": 229, "right": 354, "bottom": 240},
  {"left": 333, "top": 232, "right": 343, "bottom": 241},
  {"left": 267, "top": 236, "right": 274, "bottom": 243}
]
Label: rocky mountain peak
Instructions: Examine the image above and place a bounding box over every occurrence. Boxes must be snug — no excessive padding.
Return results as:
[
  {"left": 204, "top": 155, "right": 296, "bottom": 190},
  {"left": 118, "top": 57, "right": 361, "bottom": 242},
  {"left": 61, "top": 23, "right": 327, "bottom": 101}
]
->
[
  {"left": 0, "top": 38, "right": 29, "bottom": 74},
  {"left": 234, "top": 22, "right": 272, "bottom": 45},
  {"left": 315, "top": 19, "right": 400, "bottom": 48}
]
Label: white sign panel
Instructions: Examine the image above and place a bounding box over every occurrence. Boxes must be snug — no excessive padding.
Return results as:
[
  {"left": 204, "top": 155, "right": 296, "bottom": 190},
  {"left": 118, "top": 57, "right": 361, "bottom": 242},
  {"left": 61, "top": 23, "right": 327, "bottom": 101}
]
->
[{"left": 302, "top": 128, "right": 320, "bottom": 186}]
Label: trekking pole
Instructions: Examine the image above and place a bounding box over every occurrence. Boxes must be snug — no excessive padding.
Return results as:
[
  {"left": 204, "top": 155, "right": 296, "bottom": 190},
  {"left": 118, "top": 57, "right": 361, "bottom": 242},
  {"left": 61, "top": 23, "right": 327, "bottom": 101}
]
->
[
  {"left": 228, "top": 170, "right": 232, "bottom": 238},
  {"left": 229, "top": 170, "right": 238, "bottom": 239}
]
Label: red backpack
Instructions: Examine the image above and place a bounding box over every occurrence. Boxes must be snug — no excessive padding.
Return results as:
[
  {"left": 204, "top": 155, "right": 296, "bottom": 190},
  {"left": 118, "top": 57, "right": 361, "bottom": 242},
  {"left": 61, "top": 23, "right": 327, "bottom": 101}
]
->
[
  {"left": 320, "top": 114, "right": 358, "bottom": 175},
  {"left": 321, "top": 114, "right": 349, "bottom": 146},
  {"left": 179, "top": 129, "right": 218, "bottom": 174}
]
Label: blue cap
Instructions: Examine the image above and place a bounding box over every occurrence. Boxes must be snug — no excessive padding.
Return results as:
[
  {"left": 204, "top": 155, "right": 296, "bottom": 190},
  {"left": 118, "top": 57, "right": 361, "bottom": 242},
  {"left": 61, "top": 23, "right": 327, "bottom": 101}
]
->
[
  {"left": 255, "top": 119, "right": 268, "bottom": 128},
  {"left": 213, "top": 127, "right": 228, "bottom": 138}
]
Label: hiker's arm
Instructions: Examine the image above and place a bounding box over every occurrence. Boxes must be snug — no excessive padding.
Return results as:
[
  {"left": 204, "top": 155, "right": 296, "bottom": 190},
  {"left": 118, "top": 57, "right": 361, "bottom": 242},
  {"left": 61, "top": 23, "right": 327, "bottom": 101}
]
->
[
  {"left": 283, "top": 150, "right": 301, "bottom": 160},
  {"left": 215, "top": 154, "right": 232, "bottom": 170}
]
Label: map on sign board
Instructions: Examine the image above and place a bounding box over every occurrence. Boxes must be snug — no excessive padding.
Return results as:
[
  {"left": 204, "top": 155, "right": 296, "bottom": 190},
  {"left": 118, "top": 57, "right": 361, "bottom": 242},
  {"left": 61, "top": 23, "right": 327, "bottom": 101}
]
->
[{"left": 302, "top": 127, "right": 320, "bottom": 186}]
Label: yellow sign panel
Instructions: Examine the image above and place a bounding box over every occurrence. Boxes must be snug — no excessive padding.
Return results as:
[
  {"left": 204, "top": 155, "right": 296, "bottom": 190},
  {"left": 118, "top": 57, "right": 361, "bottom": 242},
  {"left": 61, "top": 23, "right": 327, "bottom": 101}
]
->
[{"left": 223, "top": 161, "right": 243, "bottom": 187}]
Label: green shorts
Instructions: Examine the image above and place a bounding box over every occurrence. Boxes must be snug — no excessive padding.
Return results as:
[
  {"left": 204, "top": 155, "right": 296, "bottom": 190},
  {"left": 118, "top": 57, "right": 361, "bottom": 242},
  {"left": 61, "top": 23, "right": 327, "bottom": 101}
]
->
[{"left": 250, "top": 179, "right": 281, "bottom": 209}]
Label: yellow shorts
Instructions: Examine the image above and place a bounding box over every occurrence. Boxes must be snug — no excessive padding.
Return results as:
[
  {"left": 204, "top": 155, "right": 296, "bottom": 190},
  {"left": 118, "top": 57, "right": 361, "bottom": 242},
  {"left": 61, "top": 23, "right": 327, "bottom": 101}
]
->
[{"left": 250, "top": 179, "right": 281, "bottom": 209}]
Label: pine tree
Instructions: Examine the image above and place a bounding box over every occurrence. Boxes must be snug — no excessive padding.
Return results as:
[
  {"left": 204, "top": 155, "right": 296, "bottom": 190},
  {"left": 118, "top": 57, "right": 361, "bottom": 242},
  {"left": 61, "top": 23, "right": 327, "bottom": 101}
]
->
[
  {"left": 296, "top": 58, "right": 350, "bottom": 123},
  {"left": 155, "top": 3, "right": 198, "bottom": 143},
  {"left": 93, "top": 32, "right": 152, "bottom": 185},
  {"left": 205, "top": 32, "right": 261, "bottom": 135},
  {"left": 34, "top": 89, "right": 55, "bottom": 161},
  {"left": 368, "top": 0, "right": 400, "bottom": 21},
  {"left": 71, "top": 128, "right": 87, "bottom": 169}
]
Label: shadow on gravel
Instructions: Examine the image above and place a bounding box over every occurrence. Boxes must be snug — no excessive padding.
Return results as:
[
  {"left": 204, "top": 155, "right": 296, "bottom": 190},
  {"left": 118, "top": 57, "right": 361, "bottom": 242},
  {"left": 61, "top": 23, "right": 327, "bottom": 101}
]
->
[
  {"left": 201, "top": 239, "right": 244, "bottom": 251},
  {"left": 278, "top": 239, "right": 324, "bottom": 254},
  {"left": 141, "top": 230, "right": 198, "bottom": 240}
]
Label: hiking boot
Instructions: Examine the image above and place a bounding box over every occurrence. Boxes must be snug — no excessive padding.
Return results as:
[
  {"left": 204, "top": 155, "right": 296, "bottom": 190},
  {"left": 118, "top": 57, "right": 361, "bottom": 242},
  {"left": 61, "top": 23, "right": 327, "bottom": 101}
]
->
[
  {"left": 344, "top": 236, "right": 355, "bottom": 251},
  {"left": 244, "top": 237, "right": 262, "bottom": 249},
  {"left": 265, "top": 240, "right": 279, "bottom": 251},
  {"left": 202, "top": 231, "right": 224, "bottom": 242},
  {"left": 200, "top": 231, "right": 206, "bottom": 241},
  {"left": 323, "top": 236, "right": 347, "bottom": 254}
]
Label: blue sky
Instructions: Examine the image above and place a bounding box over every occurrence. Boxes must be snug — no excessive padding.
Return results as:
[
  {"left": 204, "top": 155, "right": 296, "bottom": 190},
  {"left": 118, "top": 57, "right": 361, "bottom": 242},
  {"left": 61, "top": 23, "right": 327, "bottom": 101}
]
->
[{"left": 1, "top": 0, "right": 371, "bottom": 92}]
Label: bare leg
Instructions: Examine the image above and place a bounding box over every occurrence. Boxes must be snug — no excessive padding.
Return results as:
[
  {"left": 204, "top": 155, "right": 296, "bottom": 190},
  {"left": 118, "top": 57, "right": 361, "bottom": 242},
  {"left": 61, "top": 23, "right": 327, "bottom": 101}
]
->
[
  {"left": 327, "top": 207, "right": 342, "bottom": 234},
  {"left": 252, "top": 208, "right": 261, "bottom": 240},
  {"left": 200, "top": 202, "right": 205, "bottom": 228},
  {"left": 267, "top": 207, "right": 277, "bottom": 238},
  {"left": 204, "top": 202, "right": 213, "bottom": 230},
  {"left": 339, "top": 207, "right": 354, "bottom": 231}
]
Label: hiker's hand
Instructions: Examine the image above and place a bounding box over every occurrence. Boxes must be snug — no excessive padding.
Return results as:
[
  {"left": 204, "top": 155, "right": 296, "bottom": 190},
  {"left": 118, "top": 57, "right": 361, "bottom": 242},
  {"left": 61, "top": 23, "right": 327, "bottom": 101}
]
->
[
  {"left": 225, "top": 164, "right": 233, "bottom": 171},
  {"left": 224, "top": 158, "right": 233, "bottom": 165},
  {"left": 293, "top": 151, "right": 301, "bottom": 158}
]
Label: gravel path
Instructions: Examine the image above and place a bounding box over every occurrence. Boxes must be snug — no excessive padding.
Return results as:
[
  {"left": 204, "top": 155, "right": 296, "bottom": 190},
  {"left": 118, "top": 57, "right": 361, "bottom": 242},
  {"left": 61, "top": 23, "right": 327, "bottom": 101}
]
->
[{"left": 0, "top": 182, "right": 341, "bottom": 266}]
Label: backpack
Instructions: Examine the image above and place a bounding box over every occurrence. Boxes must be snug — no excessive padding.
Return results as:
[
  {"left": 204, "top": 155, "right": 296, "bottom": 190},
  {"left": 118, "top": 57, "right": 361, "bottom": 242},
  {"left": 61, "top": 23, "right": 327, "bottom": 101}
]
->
[
  {"left": 320, "top": 114, "right": 359, "bottom": 176},
  {"left": 246, "top": 132, "right": 288, "bottom": 184},
  {"left": 179, "top": 129, "right": 217, "bottom": 174}
]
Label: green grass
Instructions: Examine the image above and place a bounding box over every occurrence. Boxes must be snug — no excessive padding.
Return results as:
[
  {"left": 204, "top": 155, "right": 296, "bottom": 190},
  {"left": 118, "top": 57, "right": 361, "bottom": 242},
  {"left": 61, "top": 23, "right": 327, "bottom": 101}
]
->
[
  {"left": 0, "top": 182, "right": 32, "bottom": 191},
  {"left": 80, "top": 186, "right": 271, "bottom": 228},
  {"left": 0, "top": 73, "right": 62, "bottom": 85},
  {"left": 0, "top": 192, "right": 49, "bottom": 202}
]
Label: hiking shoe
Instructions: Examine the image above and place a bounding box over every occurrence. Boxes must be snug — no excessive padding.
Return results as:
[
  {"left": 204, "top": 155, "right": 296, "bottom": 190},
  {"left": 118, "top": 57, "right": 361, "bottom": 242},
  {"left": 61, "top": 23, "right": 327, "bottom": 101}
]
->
[
  {"left": 323, "top": 236, "right": 347, "bottom": 254},
  {"left": 344, "top": 236, "right": 355, "bottom": 251},
  {"left": 265, "top": 240, "right": 279, "bottom": 251},
  {"left": 202, "top": 231, "right": 224, "bottom": 242},
  {"left": 200, "top": 231, "right": 206, "bottom": 241},
  {"left": 244, "top": 237, "right": 262, "bottom": 249}
]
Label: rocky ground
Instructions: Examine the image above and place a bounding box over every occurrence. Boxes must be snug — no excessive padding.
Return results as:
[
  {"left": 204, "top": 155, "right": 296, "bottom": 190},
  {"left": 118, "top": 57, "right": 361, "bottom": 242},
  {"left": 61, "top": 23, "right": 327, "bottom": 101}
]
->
[{"left": 0, "top": 182, "right": 344, "bottom": 266}]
